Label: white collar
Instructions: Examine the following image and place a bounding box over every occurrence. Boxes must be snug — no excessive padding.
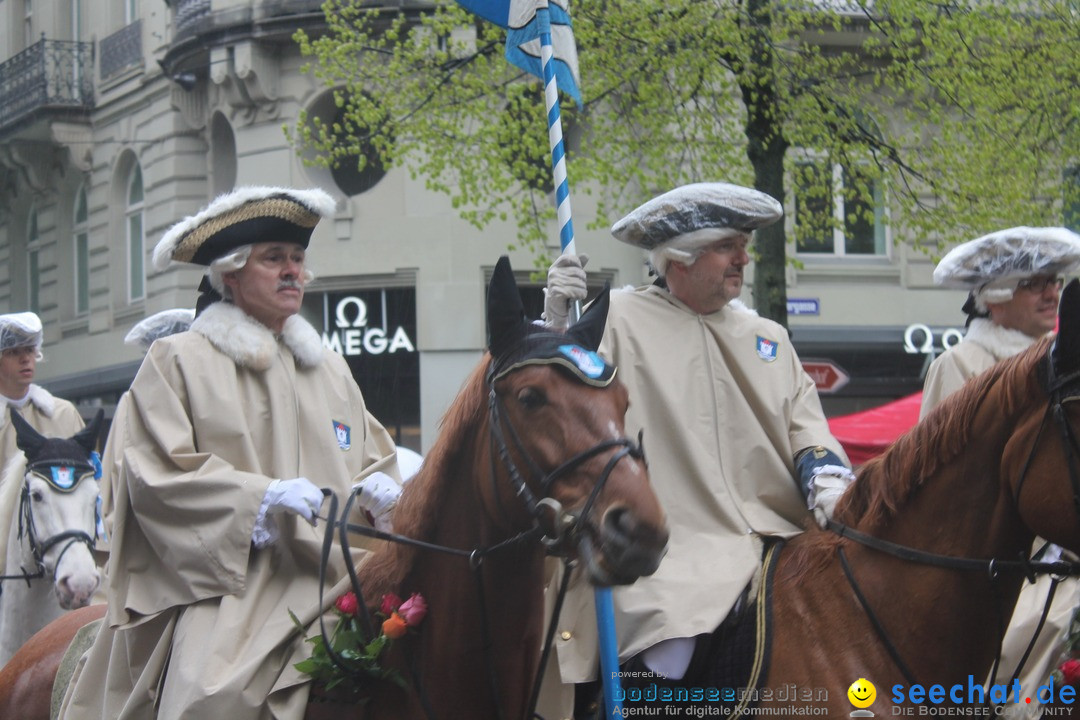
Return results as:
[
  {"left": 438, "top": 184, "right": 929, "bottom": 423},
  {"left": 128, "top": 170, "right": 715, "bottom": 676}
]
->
[
  {"left": 190, "top": 302, "right": 325, "bottom": 371},
  {"left": 962, "top": 317, "right": 1041, "bottom": 362},
  {"left": 0, "top": 384, "right": 56, "bottom": 429}
]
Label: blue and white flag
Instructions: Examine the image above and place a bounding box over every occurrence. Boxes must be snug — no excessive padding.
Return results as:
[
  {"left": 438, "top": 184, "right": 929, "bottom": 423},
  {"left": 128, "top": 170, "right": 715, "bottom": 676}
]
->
[{"left": 455, "top": 0, "right": 582, "bottom": 104}]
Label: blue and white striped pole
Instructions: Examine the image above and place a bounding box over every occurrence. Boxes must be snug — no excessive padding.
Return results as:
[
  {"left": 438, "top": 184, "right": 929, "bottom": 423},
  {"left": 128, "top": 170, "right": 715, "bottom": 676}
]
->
[{"left": 538, "top": 7, "right": 623, "bottom": 718}]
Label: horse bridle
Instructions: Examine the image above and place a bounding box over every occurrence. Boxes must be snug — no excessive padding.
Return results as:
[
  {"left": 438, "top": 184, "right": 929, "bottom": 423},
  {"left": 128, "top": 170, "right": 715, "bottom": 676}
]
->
[
  {"left": 827, "top": 344, "right": 1080, "bottom": 687},
  {"left": 315, "top": 361, "right": 647, "bottom": 720},
  {"left": 0, "top": 463, "right": 98, "bottom": 589}
]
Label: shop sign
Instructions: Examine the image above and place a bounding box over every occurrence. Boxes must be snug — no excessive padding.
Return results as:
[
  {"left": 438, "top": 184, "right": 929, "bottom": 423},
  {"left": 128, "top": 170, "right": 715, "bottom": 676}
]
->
[{"left": 322, "top": 295, "right": 416, "bottom": 357}]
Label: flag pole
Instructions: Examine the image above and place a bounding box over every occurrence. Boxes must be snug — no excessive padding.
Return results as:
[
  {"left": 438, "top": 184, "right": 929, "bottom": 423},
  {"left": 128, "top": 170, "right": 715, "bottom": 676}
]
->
[{"left": 537, "top": 7, "right": 622, "bottom": 718}]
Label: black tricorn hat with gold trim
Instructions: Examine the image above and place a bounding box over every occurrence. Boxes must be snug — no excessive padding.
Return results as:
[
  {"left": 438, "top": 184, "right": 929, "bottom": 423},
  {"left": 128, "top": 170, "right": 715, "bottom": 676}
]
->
[{"left": 152, "top": 186, "right": 336, "bottom": 270}]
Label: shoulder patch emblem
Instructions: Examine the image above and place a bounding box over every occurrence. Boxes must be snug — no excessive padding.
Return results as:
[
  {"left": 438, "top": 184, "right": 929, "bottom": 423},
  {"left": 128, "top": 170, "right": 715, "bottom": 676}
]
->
[
  {"left": 333, "top": 420, "right": 351, "bottom": 450},
  {"left": 756, "top": 335, "right": 779, "bottom": 362}
]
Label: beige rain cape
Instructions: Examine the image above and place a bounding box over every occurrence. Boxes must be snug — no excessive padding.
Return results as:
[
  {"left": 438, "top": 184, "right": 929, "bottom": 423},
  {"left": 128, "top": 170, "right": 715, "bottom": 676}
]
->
[
  {"left": 547, "top": 284, "right": 845, "bottom": 687},
  {"left": 0, "top": 385, "right": 84, "bottom": 571},
  {"left": 60, "top": 302, "right": 399, "bottom": 720}
]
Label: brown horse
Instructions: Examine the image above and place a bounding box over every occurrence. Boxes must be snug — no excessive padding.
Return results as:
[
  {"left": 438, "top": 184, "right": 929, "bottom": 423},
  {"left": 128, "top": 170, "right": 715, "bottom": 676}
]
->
[
  {"left": 758, "top": 280, "right": 1080, "bottom": 714},
  {"left": 0, "top": 256, "right": 669, "bottom": 720}
]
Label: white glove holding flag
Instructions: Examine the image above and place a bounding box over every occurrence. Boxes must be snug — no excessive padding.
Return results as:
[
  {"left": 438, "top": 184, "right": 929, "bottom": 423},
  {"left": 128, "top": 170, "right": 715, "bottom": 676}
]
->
[
  {"left": 807, "top": 465, "right": 856, "bottom": 529},
  {"left": 252, "top": 477, "right": 324, "bottom": 548},
  {"left": 543, "top": 253, "right": 589, "bottom": 330},
  {"left": 352, "top": 471, "right": 401, "bottom": 533}
]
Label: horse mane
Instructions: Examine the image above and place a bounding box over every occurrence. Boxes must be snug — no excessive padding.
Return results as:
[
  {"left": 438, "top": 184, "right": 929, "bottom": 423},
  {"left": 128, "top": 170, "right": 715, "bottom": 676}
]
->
[
  {"left": 837, "top": 335, "right": 1050, "bottom": 527},
  {"left": 781, "top": 337, "right": 1051, "bottom": 582},
  {"left": 358, "top": 356, "right": 491, "bottom": 604}
]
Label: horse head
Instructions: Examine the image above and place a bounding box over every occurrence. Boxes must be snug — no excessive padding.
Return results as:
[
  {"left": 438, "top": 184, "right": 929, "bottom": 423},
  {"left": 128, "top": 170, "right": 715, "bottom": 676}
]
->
[
  {"left": 485, "top": 256, "right": 668, "bottom": 584},
  {"left": 9, "top": 408, "right": 104, "bottom": 609},
  {"left": 1010, "top": 278, "right": 1080, "bottom": 553}
]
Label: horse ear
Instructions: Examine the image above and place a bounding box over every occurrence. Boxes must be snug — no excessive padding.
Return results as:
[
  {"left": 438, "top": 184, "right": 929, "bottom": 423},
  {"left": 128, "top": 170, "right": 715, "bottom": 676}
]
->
[
  {"left": 10, "top": 408, "right": 47, "bottom": 458},
  {"left": 1054, "top": 279, "right": 1080, "bottom": 376},
  {"left": 487, "top": 256, "right": 527, "bottom": 360},
  {"left": 565, "top": 283, "right": 610, "bottom": 352},
  {"left": 73, "top": 408, "right": 105, "bottom": 455}
]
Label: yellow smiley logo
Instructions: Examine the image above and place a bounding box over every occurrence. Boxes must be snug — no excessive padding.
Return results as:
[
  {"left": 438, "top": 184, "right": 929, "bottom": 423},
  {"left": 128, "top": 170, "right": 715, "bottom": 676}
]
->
[{"left": 847, "top": 678, "right": 876, "bottom": 709}]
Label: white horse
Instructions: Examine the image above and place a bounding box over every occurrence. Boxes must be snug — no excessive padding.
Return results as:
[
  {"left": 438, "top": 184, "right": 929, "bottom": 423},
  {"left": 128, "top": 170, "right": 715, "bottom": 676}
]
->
[{"left": 0, "top": 410, "right": 103, "bottom": 667}]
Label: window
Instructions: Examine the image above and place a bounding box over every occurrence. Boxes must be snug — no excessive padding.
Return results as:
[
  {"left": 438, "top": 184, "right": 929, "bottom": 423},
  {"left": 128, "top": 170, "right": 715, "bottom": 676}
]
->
[
  {"left": 24, "top": 0, "right": 34, "bottom": 47},
  {"left": 74, "top": 186, "right": 90, "bottom": 315},
  {"left": 126, "top": 164, "right": 145, "bottom": 302},
  {"left": 28, "top": 209, "right": 40, "bottom": 313},
  {"left": 124, "top": 0, "right": 137, "bottom": 24},
  {"left": 793, "top": 158, "right": 887, "bottom": 257}
]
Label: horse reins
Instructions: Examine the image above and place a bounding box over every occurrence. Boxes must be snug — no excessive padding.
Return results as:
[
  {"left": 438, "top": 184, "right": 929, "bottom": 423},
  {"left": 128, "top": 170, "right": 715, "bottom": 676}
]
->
[
  {"left": 314, "top": 363, "right": 647, "bottom": 720},
  {"left": 827, "top": 346, "right": 1080, "bottom": 688}
]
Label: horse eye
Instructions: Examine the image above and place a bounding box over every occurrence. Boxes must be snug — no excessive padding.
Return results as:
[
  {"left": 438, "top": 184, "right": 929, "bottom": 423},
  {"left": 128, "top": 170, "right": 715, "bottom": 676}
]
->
[
  {"left": 517, "top": 387, "right": 546, "bottom": 410},
  {"left": 30, "top": 489, "right": 44, "bottom": 502}
]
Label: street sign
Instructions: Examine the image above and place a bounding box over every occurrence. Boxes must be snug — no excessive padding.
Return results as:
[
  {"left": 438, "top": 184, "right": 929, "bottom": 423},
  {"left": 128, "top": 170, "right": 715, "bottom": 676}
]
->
[{"left": 802, "top": 359, "right": 850, "bottom": 394}]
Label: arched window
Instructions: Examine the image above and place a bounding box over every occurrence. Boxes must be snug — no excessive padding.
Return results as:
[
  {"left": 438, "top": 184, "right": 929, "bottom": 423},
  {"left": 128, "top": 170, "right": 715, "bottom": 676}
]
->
[
  {"left": 28, "top": 207, "right": 40, "bottom": 313},
  {"left": 74, "top": 185, "right": 90, "bottom": 315},
  {"left": 126, "top": 164, "right": 145, "bottom": 302}
]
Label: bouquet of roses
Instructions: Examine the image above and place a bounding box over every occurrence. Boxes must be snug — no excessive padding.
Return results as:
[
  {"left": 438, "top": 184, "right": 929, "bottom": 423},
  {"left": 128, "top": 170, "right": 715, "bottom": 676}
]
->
[
  {"left": 1052, "top": 605, "right": 1080, "bottom": 688},
  {"left": 292, "top": 591, "right": 428, "bottom": 701}
]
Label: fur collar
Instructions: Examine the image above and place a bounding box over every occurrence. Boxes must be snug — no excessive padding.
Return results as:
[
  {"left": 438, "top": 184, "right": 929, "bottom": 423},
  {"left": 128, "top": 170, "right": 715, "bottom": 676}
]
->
[
  {"left": 0, "top": 385, "right": 56, "bottom": 429},
  {"left": 190, "top": 302, "right": 325, "bottom": 371},
  {"left": 963, "top": 317, "right": 1041, "bottom": 362}
]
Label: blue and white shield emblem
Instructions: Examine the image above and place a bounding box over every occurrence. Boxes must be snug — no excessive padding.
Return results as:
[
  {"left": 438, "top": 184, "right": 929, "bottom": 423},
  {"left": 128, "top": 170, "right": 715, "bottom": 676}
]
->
[
  {"left": 558, "top": 344, "right": 606, "bottom": 379},
  {"left": 51, "top": 465, "right": 76, "bottom": 490},
  {"left": 333, "top": 421, "right": 351, "bottom": 450},
  {"left": 756, "top": 335, "right": 779, "bottom": 362}
]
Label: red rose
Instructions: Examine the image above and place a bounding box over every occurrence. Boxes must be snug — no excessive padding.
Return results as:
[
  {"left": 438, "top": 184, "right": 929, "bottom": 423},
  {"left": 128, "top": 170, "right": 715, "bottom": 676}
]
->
[
  {"left": 1061, "top": 659, "right": 1080, "bottom": 685},
  {"left": 334, "top": 592, "right": 359, "bottom": 616},
  {"left": 379, "top": 593, "right": 402, "bottom": 616},
  {"left": 382, "top": 612, "right": 408, "bottom": 639},
  {"left": 398, "top": 593, "right": 428, "bottom": 627}
]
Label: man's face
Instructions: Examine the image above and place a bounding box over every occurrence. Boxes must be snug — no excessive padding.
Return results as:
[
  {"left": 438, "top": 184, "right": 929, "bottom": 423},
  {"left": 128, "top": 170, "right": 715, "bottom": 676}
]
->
[
  {"left": 0, "top": 345, "right": 38, "bottom": 398},
  {"left": 223, "top": 242, "right": 307, "bottom": 333},
  {"left": 667, "top": 233, "right": 752, "bottom": 314},
  {"left": 988, "top": 274, "right": 1063, "bottom": 339}
]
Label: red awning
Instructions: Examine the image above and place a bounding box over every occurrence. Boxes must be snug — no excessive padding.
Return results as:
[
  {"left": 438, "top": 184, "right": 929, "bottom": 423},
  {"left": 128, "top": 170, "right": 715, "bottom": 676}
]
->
[{"left": 827, "top": 392, "right": 923, "bottom": 466}]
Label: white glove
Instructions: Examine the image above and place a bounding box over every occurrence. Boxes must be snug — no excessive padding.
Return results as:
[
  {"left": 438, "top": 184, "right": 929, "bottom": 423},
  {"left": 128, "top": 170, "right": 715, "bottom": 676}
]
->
[
  {"left": 252, "top": 478, "right": 324, "bottom": 548},
  {"left": 542, "top": 253, "right": 589, "bottom": 330},
  {"left": 807, "top": 465, "right": 855, "bottom": 528},
  {"left": 352, "top": 471, "right": 401, "bottom": 533}
]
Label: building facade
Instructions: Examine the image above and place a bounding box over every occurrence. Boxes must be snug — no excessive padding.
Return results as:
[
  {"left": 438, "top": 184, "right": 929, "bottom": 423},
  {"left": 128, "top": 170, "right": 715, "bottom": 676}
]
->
[{"left": 0, "top": 0, "right": 999, "bottom": 453}]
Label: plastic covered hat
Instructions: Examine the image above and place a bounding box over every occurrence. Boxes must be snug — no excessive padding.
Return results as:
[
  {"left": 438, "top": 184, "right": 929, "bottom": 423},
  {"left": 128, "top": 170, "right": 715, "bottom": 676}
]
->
[
  {"left": 934, "top": 227, "right": 1080, "bottom": 289},
  {"left": 124, "top": 308, "right": 195, "bottom": 352},
  {"left": 0, "top": 312, "right": 43, "bottom": 352},
  {"left": 610, "top": 182, "right": 783, "bottom": 250},
  {"left": 152, "top": 186, "right": 336, "bottom": 270}
]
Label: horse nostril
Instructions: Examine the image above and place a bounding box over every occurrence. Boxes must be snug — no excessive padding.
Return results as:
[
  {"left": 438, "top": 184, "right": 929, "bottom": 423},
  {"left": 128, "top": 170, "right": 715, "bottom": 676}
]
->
[{"left": 603, "top": 506, "right": 638, "bottom": 540}]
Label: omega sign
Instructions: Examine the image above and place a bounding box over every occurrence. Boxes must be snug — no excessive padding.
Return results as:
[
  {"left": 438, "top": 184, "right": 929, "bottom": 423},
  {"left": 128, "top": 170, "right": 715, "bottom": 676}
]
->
[{"left": 322, "top": 295, "right": 416, "bottom": 357}]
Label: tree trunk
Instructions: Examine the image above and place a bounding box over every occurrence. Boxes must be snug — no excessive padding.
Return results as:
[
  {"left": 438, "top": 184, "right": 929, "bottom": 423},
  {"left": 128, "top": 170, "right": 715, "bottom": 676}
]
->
[{"left": 742, "top": 0, "right": 790, "bottom": 330}]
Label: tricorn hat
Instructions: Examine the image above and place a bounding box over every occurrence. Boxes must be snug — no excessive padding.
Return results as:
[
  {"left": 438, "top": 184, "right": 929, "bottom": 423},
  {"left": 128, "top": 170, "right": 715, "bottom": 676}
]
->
[
  {"left": 611, "top": 182, "right": 783, "bottom": 250},
  {"left": 152, "top": 186, "right": 336, "bottom": 270}
]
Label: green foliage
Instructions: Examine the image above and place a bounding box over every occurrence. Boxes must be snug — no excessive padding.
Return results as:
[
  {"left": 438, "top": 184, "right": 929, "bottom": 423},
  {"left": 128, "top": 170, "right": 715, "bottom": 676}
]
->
[{"left": 293, "top": 0, "right": 1080, "bottom": 322}]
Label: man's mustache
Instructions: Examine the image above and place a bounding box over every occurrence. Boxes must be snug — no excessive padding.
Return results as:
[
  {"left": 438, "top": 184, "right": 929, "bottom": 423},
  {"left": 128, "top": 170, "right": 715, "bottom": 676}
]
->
[{"left": 278, "top": 280, "right": 304, "bottom": 291}]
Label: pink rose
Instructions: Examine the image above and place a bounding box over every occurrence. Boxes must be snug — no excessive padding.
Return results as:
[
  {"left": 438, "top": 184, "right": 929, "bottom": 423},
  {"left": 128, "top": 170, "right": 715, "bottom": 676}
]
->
[
  {"left": 379, "top": 593, "right": 402, "bottom": 616},
  {"left": 1061, "top": 659, "right": 1080, "bottom": 685},
  {"left": 335, "top": 591, "right": 359, "bottom": 616},
  {"left": 398, "top": 593, "right": 428, "bottom": 627}
]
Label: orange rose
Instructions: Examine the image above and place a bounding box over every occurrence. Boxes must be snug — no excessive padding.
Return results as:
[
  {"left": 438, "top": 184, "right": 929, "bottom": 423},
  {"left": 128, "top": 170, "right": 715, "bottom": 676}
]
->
[{"left": 382, "top": 612, "right": 408, "bottom": 639}]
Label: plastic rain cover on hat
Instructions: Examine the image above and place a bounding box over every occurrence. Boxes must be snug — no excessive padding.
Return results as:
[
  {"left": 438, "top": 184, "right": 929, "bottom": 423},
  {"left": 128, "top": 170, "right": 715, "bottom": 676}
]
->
[
  {"left": 0, "top": 312, "right": 43, "bottom": 352},
  {"left": 610, "top": 182, "right": 783, "bottom": 250},
  {"left": 124, "top": 308, "right": 195, "bottom": 352},
  {"left": 933, "top": 226, "right": 1080, "bottom": 289}
]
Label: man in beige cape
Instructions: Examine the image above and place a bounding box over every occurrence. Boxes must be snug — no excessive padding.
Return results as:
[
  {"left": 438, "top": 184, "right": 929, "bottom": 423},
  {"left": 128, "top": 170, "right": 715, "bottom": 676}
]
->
[
  {"left": 540, "top": 182, "right": 853, "bottom": 716},
  {"left": 921, "top": 226, "right": 1080, "bottom": 718},
  {"left": 0, "top": 311, "right": 85, "bottom": 571},
  {"left": 60, "top": 186, "right": 402, "bottom": 720}
]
